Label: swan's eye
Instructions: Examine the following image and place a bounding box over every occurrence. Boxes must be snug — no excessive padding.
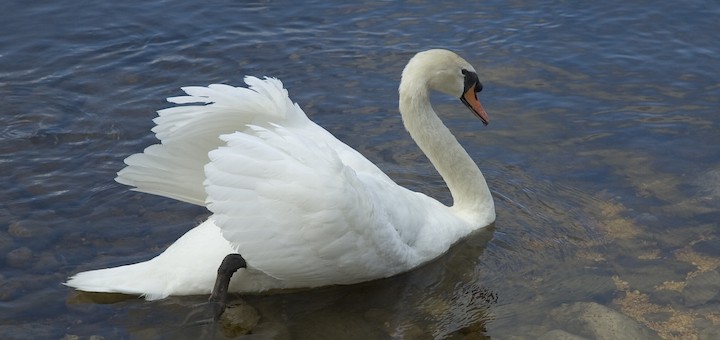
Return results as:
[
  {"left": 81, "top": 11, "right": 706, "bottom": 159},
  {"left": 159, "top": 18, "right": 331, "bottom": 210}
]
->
[{"left": 461, "top": 69, "right": 481, "bottom": 95}]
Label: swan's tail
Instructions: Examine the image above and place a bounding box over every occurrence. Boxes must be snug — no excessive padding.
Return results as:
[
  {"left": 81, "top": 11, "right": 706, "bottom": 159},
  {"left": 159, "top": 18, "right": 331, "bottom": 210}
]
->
[
  {"left": 64, "top": 261, "right": 172, "bottom": 300},
  {"left": 65, "top": 219, "right": 233, "bottom": 299}
]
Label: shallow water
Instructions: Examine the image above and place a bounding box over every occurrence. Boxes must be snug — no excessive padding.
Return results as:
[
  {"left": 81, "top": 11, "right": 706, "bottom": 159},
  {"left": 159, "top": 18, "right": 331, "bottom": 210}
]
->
[{"left": 2, "top": 1, "right": 719, "bottom": 339}]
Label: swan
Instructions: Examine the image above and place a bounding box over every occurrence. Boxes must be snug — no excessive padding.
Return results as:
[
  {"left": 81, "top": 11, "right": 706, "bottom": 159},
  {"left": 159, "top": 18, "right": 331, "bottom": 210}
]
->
[{"left": 65, "top": 49, "right": 495, "bottom": 306}]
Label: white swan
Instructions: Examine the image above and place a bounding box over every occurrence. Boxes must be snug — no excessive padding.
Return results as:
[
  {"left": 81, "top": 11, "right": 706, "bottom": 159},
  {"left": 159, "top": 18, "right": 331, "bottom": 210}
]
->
[{"left": 65, "top": 49, "right": 495, "bottom": 301}]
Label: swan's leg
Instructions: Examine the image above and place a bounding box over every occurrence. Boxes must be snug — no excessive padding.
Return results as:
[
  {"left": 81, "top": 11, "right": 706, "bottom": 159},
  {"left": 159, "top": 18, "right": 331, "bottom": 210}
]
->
[{"left": 209, "top": 253, "right": 247, "bottom": 319}]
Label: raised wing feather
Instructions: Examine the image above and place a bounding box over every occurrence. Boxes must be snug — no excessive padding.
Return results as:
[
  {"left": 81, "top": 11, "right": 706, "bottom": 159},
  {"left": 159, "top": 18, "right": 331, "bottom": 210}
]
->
[
  {"left": 115, "top": 77, "right": 385, "bottom": 205},
  {"left": 205, "top": 125, "right": 422, "bottom": 284}
]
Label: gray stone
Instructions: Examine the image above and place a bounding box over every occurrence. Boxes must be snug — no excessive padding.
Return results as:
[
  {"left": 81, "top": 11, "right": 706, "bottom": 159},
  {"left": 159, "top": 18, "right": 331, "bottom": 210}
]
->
[
  {"left": 683, "top": 270, "right": 720, "bottom": 307},
  {"left": 618, "top": 258, "right": 695, "bottom": 292},
  {"left": 650, "top": 289, "right": 685, "bottom": 307},
  {"left": 694, "top": 317, "right": 713, "bottom": 330},
  {"left": 551, "top": 302, "right": 660, "bottom": 340},
  {"left": 32, "top": 250, "right": 60, "bottom": 272},
  {"left": 5, "top": 247, "right": 33, "bottom": 268},
  {"left": 219, "top": 301, "right": 261, "bottom": 337},
  {"left": 693, "top": 238, "right": 720, "bottom": 257},
  {"left": 699, "top": 325, "right": 720, "bottom": 340},
  {"left": 8, "top": 220, "right": 35, "bottom": 238},
  {"left": 7, "top": 220, "right": 54, "bottom": 248},
  {"left": 538, "top": 329, "right": 589, "bottom": 340}
]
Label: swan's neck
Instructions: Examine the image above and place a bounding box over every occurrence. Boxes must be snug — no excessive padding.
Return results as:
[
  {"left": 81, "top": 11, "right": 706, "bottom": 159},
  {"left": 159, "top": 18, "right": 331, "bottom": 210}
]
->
[{"left": 399, "top": 82, "right": 493, "bottom": 224}]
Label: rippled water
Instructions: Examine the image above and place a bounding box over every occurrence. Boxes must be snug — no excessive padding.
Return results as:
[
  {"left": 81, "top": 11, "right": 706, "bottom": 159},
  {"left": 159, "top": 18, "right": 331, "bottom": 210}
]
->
[{"left": 2, "top": 1, "right": 719, "bottom": 339}]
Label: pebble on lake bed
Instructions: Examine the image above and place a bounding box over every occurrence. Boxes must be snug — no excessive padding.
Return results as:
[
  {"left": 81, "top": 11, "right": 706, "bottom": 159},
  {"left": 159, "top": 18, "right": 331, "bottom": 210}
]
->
[
  {"left": 6, "top": 247, "right": 33, "bottom": 268},
  {"left": 8, "top": 221, "right": 35, "bottom": 238},
  {"left": 683, "top": 270, "right": 720, "bottom": 307},
  {"left": 699, "top": 325, "right": 720, "bottom": 340},
  {"left": 551, "top": 301, "right": 660, "bottom": 340},
  {"left": 219, "top": 300, "right": 260, "bottom": 337}
]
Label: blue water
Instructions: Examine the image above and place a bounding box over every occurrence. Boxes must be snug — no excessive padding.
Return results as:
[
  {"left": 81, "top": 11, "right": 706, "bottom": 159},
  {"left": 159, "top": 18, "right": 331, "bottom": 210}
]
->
[{"left": 2, "top": 1, "right": 719, "bottom": 338}]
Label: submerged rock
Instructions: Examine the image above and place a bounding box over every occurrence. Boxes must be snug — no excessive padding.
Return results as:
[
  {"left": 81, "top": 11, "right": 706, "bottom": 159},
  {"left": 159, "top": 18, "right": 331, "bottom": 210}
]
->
[
  {"left": 8, "top": 220, "right": 35, "bottom": 238},
  {"left": 6, "top": 247, "right": 33, "bottom": 268},
  {"left": 551, "top": 302, "right": 660, "bottom": 340},
  {"left": 699, "top": 325, "right": 720, "bottom": 340},
  {"left": 615, "top": 257, "right": 695, "bottom": 292},
  {"left": 683, "top": 270, "right": 720, "bottom": 307},
  {"left": 219, "top": 301, "right": 260, "bottom": 337},
  {"left": 650, "top": 288, "right": 685, "bottom": 307},
  {"left": 692, "top": 238, "right": 720, "bottom": 257}
]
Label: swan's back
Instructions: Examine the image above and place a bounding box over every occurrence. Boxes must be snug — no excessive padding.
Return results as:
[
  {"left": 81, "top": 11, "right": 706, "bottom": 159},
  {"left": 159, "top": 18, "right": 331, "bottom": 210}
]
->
[{"left": 204, "top": 123, "right": 472, "bottom": 283}]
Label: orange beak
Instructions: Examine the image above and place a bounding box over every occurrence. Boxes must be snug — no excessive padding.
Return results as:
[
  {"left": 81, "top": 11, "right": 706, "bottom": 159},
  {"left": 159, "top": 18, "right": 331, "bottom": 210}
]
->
[{"left": 460, "top": 84, "right": 489, "bottom": 126}]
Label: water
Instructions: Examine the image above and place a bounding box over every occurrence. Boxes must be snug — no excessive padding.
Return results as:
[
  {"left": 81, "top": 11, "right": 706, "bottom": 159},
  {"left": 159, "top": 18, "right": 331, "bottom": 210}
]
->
[{"left": 2, "top": 1, "right": 719, "bottom": 338}]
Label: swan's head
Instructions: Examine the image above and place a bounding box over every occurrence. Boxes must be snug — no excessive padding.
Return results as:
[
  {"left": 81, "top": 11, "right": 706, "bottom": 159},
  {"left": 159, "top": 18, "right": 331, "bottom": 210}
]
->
[{"left": 402, "top": 49, "right": 489, "bottom": 125}]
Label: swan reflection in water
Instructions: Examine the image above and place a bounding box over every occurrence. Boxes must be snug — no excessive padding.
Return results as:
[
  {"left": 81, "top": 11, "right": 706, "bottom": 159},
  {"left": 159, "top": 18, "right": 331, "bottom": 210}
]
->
[{"left": 70, "top": 225, "right": 498, "bottom": 338}]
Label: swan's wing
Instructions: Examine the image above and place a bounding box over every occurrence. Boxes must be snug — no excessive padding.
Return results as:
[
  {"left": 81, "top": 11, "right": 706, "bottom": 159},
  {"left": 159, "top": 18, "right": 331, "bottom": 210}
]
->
[
  {"left": 117, "top": 77, "right": 299, "bottom": 205},
  {"left": 204, "top": 125, "right": 421, "bottom": 284},
  {"left": 116, "top": 77, "right": 386, "bottom": 206}
]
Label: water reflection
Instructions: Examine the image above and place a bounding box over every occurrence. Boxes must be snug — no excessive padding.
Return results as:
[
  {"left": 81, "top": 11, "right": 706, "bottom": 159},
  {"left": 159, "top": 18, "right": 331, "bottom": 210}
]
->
[{"left": 64, "top": 226, "right": 496, "bottom": 338}]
